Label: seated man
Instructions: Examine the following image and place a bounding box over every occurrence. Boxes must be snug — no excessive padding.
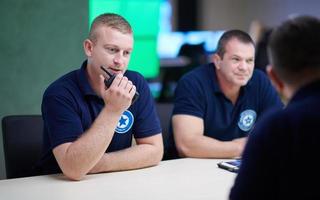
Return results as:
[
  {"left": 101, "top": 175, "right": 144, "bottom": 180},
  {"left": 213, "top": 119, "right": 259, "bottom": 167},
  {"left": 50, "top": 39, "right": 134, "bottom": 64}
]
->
[
  {"left": 37, "top": 13, "right": 163, "bottom": 180},
  {"left": 230, "top": 15, "right": 320, "bottom": 199},
  {"left": 169, "top": 30, "right": 283, "bottom": 159}
]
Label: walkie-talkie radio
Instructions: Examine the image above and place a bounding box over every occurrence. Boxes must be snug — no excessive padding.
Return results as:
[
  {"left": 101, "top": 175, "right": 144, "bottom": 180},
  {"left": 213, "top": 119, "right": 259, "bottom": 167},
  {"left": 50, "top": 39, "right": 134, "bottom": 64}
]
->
[{"left": 100, "top": 66, "right": 139, "bottom": 105}]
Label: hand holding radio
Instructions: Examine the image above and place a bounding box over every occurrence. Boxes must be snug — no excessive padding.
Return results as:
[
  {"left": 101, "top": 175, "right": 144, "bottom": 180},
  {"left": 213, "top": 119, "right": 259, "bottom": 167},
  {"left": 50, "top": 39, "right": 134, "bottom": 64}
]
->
[{"left": 100, "top": 66, "right": 139, "bottom": 105}]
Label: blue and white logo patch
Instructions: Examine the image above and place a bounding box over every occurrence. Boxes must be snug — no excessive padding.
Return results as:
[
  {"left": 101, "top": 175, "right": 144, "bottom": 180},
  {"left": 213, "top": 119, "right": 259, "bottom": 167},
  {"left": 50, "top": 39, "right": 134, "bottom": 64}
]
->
[
  {"left": 238, "top": 109, "right": 257, "bottom": 132},
  {"left": 115, "top": 110, "right": 134, "bottom": 134}
]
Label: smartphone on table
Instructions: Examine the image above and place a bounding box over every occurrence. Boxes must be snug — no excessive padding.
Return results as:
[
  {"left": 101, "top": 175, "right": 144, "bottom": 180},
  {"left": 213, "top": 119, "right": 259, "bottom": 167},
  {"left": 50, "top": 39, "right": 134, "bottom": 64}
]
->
[{"left": 217, "top": 159, "right": 241, "bottom": 173}]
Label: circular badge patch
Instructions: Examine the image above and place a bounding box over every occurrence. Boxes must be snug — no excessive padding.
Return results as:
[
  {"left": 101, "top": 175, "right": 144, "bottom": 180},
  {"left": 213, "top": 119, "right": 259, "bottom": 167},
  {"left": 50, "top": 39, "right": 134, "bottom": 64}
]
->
[
  {"left": 115, "top": 110, "right": 134, "bottom": 134},
  {"left": 238, "top": 109, "right": 257, "bottom": 132}
]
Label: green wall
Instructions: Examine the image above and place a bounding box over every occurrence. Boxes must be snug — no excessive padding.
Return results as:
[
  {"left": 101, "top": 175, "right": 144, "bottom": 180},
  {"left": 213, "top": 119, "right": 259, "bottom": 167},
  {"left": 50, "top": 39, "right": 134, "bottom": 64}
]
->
[
  {"left": 89, "top": 0, "right": 161, "bottom": 78},
  {"left": 0, "top": 0, "right": 88, "bottom": 179}
]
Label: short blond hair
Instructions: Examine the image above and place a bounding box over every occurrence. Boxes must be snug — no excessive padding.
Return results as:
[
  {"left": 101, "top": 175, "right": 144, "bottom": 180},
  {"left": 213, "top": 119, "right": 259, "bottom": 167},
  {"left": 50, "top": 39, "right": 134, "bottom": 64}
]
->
[{"left": 89, "top": 13, "right": 133, "bottom": 43}]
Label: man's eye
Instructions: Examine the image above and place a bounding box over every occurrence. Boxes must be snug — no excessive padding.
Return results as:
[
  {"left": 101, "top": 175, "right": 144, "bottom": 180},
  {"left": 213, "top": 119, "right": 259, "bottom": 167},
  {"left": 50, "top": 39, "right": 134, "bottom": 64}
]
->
[
  {"left": 232, "top": 58, "right": 240, "bottom": 62},
  {"left": 124, "top": 51, "right": 131, "bottom": 56},
  {"left": 107, "top": 48, "right": 117, "bottom": 53},
  {"left": 247, "top": 59, "right": 254, "bottom": 64}
]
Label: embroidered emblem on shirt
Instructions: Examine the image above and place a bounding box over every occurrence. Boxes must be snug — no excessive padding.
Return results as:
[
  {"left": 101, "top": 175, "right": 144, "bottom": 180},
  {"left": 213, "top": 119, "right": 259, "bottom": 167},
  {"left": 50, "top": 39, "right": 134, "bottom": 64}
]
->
[
  {"left": 115, "top": 110, "right": 134, "bottom": 134},
  {"left": 238, "top": 109, "right": 257, "bottom": 132}
]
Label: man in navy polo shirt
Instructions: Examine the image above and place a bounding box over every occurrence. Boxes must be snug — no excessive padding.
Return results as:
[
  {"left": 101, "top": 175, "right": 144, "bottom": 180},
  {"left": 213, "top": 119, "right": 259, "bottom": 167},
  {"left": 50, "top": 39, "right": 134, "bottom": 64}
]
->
[
  {"left": 39, "top": 13, "right": 163, "bottom": 180},
  {"left": 230, "top": 16, "right": 320, "bottom": 199},
  {"left": 168, "top": 30, "right": 283, "bottom": 159}
]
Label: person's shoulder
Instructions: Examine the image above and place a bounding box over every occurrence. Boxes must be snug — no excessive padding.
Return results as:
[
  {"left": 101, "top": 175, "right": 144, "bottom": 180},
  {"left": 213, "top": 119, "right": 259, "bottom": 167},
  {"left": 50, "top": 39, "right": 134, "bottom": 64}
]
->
[
  {"left": 259, "top": 107, "right": 283, "bottom": 122},
  {"left": 180, "top": 63, "right": 211, "bottom": 82},
  {"left": 251, "top": 107, "right": 284, "bottom": 138},
  {"left": 285, "top": 86, "right": 320, "bottom": 119},
  {"left": 124, "top": 70, "right": 149, "bottom": 89},
  {"left": 248, "top": 69, "right": 272, "bottom": 88},
  {"left": 44, "top": 69, "right": 79, "bottom": 97},
  {"left": 251, "top": 69, "right": 268, "bottom": 81},
  {"left": 125, "top": 70, "right": 145, "bottom": 82},
  {"left": 255, "top": 104, "right": 301, "bottom": 135}
]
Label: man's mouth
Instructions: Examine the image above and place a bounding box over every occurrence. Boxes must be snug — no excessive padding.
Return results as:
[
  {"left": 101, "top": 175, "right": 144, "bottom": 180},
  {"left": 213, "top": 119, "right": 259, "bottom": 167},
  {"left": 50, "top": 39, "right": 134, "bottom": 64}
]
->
[
  {"left": 235, "top": 73, "right": 248, "bottom": 79},
  {"left": 108, "top": 68, "right": 122, "bottom": 74}
]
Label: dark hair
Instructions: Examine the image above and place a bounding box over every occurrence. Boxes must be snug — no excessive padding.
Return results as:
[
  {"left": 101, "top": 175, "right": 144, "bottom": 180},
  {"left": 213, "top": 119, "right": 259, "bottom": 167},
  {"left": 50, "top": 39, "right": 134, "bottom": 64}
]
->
[
  {"left": 216, "top": 30, "right": 255, "bottom": 58},
  {"left": 268, "top": 15, "right": 320, "bottom": 84},
  {"left": 89, "top": 13, "right": 132, "bottom": 43}
]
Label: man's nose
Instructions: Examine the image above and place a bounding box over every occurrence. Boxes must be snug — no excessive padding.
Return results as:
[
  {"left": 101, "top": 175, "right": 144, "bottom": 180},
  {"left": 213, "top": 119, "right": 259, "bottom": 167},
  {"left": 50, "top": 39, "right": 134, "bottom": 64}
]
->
[
  {"left": 113, "top": 53, "right": 124, "bottom": 65},
  {"left": 238, "top": 61, "right": 247, "bottom": 71}
]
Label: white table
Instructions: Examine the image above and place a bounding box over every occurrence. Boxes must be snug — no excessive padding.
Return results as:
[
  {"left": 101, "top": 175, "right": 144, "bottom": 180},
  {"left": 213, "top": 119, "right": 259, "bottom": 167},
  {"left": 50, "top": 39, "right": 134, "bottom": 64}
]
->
[{"left": 0, "top": 158, "right": 236, "bottom": 200}]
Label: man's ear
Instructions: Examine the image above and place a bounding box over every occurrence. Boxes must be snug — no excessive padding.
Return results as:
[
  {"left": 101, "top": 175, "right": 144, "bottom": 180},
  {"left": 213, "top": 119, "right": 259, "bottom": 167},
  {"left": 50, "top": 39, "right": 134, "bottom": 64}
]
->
[
  {"left": 266, "top": 65, "right": 284, "bottom": 94},
  {"left": 83, "top": 39, "right": 94, "bottom": 57},
  {"left": 212, "top": 54, "right": 221, "bottom": 69}
]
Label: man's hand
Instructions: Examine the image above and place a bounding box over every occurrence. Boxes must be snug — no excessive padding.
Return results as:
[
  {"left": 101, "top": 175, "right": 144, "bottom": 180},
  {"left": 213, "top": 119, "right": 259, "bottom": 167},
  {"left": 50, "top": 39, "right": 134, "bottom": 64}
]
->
[{"left": 99, "top": 74, "right": 136, "bottom": 113}]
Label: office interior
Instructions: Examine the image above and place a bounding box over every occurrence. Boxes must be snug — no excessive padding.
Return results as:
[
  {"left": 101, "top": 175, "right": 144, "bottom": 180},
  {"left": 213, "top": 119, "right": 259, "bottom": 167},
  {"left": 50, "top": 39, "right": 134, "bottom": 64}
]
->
[{"left": 1, "top": 0, "right": 320, "bottom": 180}]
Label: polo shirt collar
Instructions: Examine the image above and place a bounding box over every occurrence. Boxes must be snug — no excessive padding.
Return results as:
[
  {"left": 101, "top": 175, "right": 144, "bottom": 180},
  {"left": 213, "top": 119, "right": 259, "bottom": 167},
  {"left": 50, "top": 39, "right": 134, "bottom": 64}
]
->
[{"left": 77, "top": 60, "right": 96, "bottom": 96}]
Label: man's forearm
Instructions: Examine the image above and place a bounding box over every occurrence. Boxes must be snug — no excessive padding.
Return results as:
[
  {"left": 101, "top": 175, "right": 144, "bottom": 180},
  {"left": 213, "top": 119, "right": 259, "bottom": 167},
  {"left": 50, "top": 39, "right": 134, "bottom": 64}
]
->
[
  {"left": 54, "top": 107, "right": 121, "bottom": 180},
  {"left": 177, "top": 135, "right": 246, "bottom": 159},
  {"left": 89, "top": 142, "right": 163, "bottom": 173}
]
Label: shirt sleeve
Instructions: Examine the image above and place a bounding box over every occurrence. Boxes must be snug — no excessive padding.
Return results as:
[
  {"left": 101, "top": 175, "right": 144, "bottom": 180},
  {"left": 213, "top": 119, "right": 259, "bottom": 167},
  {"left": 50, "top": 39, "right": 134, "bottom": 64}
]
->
[
  {"left": 173, "top": 75, "right": 205, "bottom": 118},
  {"left": 42, "top": 90, "right": 83, "bottom": 149}
]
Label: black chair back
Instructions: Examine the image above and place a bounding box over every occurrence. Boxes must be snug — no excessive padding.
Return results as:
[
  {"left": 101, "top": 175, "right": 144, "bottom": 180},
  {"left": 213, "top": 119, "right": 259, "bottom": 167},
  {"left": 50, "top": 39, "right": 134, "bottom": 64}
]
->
[
  {"left": 155, "top": 103, "right": 174, "bottom": 160},
  {"left": 2, "top": 115, "right": 43, "bottom": 179}
]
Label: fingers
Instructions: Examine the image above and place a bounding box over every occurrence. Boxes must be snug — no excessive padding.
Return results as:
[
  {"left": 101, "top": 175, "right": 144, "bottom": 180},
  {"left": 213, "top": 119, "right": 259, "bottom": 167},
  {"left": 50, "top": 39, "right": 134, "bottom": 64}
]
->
[
  {"left": 99, "top": 75, "right": 106, "bottom": 95},
  {"left": 125, "top": 80, "right": 133, "bottom": 90},
  {"left": 129, "top": 84, "right": 136, "bottom": 99},
  {"left": 118, "top": 76, "right": 128, "bottom": 89},
  {"left": 112, "top": 73, "right": 124, "bottom": 87},
  {"left": 109, "top": 74, "right": 136, "bottom": 99},
  {"left": 100, "top": 73, "right": 137, "bottom": 112}
]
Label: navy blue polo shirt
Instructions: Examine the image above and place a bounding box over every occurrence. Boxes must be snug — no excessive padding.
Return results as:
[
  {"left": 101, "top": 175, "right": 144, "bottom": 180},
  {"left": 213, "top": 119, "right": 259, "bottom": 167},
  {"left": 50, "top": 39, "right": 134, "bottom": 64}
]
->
[
  {"left": 173, "top": 63, "right": 283, "bottom": 140},
  {"left": 38, "top": 61, "right": 161, "bottom": 174},
  {"left": 230, "top": 80, "right": 320, "bottom": 199}
]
